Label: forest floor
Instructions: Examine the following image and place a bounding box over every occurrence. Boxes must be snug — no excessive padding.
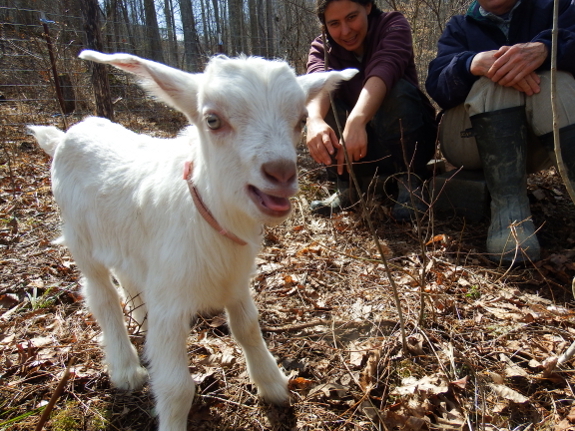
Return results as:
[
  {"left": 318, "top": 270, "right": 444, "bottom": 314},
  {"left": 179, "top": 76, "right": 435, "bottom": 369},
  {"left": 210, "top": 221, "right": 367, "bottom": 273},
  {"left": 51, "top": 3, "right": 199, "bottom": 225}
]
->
[{"left": 1, "top": 110, "right": 575, "bottom": 431}]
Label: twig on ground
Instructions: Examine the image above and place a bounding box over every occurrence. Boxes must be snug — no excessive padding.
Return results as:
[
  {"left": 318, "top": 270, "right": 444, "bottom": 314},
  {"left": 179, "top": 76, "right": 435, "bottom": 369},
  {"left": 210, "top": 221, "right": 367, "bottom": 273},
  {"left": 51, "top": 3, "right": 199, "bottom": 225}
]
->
[
  {"left": 34, "top": 357, "right": 75, "bottom": 431},
  {"left": 261, "top": 318, "right": 397, "bottom": 334},
  {"left": 557, "top": 341, "right": 575, "bottom": 366}
]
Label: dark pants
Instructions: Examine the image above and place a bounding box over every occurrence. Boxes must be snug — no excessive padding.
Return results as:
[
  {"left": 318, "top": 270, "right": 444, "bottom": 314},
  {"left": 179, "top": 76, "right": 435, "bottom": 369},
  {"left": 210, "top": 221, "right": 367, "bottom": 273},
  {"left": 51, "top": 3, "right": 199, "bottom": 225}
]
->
[{"left": 325, "top": 79, "right": 437, "bottom": 182}]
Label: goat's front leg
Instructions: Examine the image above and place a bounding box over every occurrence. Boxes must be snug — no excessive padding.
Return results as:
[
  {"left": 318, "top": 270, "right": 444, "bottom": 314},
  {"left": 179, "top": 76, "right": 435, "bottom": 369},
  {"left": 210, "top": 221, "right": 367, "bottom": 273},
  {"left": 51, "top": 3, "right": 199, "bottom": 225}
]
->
[
  {"left": 226, "top": 294, "right": 290, "bottom": 405},
  {"left": 145, "top": 309, "right": 195, "bottom": 431}
]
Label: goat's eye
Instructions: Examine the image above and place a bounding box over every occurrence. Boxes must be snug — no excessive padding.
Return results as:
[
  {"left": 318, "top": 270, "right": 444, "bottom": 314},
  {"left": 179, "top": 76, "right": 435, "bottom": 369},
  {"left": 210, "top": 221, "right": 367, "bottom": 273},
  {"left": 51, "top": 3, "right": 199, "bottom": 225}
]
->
[
  {"left": 299, "top": 115, "right": 308, "bottom": 129},
  {"left": 205, "top": 113, "right": 222, "bottom": 130}
]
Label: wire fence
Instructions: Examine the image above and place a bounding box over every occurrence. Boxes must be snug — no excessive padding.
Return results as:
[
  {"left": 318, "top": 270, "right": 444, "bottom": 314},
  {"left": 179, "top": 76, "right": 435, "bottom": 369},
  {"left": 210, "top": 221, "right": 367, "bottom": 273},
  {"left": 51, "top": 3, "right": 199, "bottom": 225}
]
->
[
  {"left": 0, "top": 11, "right": 154, "bottom": 139},
  {"left": 0, "top": 4, "right": 314, "bottom": 143}
]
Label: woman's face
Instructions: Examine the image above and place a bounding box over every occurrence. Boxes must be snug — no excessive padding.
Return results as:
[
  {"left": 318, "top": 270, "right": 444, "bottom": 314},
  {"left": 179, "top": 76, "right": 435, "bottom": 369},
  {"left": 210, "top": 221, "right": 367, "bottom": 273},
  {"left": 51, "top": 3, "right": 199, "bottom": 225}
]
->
[{"left": 324, "top": 0, "right": 372, "bottom": 56}]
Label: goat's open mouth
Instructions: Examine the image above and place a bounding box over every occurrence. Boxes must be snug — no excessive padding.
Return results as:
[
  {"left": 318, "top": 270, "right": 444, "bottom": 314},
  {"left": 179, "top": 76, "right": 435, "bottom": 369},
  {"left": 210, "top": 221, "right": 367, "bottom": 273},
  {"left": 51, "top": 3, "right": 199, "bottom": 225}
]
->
[{"left": 248, "top": 185, "right": 291, "bottom": 217}]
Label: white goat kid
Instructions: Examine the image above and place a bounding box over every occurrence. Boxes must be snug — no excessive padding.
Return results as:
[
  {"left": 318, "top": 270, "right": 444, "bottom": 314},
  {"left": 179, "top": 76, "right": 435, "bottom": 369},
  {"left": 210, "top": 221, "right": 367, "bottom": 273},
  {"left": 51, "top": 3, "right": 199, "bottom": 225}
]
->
[{"left": 29, "top": 50, "right": 357, "bottom": 431}]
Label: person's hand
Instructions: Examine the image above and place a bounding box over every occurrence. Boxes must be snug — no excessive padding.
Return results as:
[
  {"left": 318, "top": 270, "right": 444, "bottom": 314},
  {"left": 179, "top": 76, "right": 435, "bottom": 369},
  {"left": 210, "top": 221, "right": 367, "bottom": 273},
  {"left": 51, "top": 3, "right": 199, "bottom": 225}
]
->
[
  {"left": 335, "top": 116, "right": 368, "bottom": 175},
  {"left": 486, "top": 43, "right": 547, "bottom": 94},
  {"left": 470, "top": 50, "right": 499, "bottom": 76},
  {"left": 510, "top": 71, "right": 541, "bottom": 95},
  {"left": 305, "top": 116, "right": 340, "bottom": 166}
]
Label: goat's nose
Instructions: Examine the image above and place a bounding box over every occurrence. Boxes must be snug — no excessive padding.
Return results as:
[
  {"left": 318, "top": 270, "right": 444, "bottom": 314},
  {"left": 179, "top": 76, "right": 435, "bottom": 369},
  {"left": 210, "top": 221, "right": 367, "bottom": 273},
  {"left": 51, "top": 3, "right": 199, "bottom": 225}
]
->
[{"left": 262, "top": 159, "right": 297, "bottom": 186}]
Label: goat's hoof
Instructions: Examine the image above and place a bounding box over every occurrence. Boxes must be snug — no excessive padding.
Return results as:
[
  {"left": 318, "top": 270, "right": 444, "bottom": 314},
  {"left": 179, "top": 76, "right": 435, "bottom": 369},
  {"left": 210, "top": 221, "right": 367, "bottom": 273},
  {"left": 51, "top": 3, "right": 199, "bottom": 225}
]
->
[
  {"left": 111, "top": 366, "right": 149, "bottom": 391},
  {"left": 262, "top": 391, "right": 291, "bottom": 407},
  {"left": 259, "top": 380, "right": 291, "bottom": 406}
]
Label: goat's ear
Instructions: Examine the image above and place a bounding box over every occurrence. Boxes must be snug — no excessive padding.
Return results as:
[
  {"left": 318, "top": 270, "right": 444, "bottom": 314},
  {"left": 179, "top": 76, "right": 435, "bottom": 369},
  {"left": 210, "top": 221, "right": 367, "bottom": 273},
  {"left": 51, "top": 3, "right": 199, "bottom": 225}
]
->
[
  {"left": 296, "top": 68, "right": 359, "bottom": 104},
  {"left": 79, "top": 50, "right": 200, "bottom": 119}
]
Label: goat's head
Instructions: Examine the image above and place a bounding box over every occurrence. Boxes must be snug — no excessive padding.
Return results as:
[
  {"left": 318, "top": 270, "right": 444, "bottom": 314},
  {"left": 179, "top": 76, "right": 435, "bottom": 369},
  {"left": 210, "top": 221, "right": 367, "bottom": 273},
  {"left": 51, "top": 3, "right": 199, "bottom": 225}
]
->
[{"left": 79, "top": 51, "right": 357, "bottom": 224}]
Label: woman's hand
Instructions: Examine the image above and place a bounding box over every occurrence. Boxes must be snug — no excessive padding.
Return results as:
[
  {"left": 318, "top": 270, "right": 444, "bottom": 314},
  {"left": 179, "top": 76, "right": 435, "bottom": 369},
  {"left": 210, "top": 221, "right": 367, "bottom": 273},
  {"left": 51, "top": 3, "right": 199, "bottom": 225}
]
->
[
  {"left": 305, "top": 116, "right": 340, "bottom": 166},
  {"left": 336, "top": 116, "right": 368, "bottom": 175}
]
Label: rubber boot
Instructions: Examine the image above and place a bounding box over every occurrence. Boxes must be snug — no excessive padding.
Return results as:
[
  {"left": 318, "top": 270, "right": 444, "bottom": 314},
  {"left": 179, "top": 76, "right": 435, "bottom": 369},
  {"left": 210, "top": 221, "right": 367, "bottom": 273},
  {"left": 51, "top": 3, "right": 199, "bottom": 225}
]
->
[
  {"left": 389, "top": 127, "right": 435, "bottom": 222},
  {"left": 471, "top": 106, "right": 540, "bottom": 264},
  {"left": 310, "top": 174, "right": 385, "bottom": 215},
  {"left": 539, "top": 124, "right": 575, "bottom": 190},
  {"left": 392, "top": 174, "right": 428, "bottom": 222},
  {"left": 310, "top": 177, "right": 354, "bottom": 215}
]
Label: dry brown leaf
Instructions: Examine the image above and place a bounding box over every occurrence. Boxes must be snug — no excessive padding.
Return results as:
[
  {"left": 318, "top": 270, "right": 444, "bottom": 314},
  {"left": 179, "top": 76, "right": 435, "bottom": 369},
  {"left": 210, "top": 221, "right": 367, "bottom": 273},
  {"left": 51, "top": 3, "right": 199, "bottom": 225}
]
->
[
  {"left": 0, "top": 293, "right": 20, "bottom": 309},
  {"left": 348, "top": 341, "right": 367, "bottom": 368},
  {"left": 360, "top": 400, "right": 380, "bottom": 422},
  {"left": 433, "top": 415, "right": 466, "bottom": 430},
  {"left": 488, "top": 372, "right": 505, "bottom": 384},
  {"left": 407, "top": 333, "right": 425, "bottom": 355},
  {"left": 309, "top": 382, "right": 349, "bottom": 399},
  {"left": 359, "top": 349, "right": 380, "bottom": 392},
  {"left": 392, "top": 374, "right": 449, "bottom": 396},
  {"left": 489, "top": 383, "right": 529, "bottom": 403},
  {"left": 449, "top": 376, "right": 469, "bottom": 389},
  {"left": 482, "top": 305, "right": 523, "bottom": 321},
  {"left": 288, "top": 376, "right": 313, "bottom": 391},
  {"left": 555, "top": 407, "right": 575, "bottom": 431},
  {"left": 29, "top": 336, "right": 53, "bottom": 349},
  {"left": 499, "top": 354, "right": 530, "bottom": 378}
]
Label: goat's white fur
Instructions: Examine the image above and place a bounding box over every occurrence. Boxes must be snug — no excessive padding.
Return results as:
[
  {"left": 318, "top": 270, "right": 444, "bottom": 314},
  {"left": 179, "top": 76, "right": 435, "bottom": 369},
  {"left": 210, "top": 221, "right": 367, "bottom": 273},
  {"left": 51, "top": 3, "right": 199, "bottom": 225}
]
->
[{"left": 29, "top": 51, "right": 357, "bottom": 431}]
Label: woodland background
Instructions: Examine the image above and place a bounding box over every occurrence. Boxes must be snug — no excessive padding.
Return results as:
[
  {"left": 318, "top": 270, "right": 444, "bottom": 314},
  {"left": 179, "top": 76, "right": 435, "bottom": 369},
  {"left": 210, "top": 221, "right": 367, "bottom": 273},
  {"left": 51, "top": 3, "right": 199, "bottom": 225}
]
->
[
  {"left": 2, "top": 0, "right": 575, "bottom": 430},
  {"left": 0, "top": 0, "right": 467, "bottom": 127}
]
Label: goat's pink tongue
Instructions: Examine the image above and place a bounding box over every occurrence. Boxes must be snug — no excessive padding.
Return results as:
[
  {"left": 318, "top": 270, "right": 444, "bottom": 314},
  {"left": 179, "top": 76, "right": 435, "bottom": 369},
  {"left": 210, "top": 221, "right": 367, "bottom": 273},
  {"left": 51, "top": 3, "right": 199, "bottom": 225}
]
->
[{"left": 260, "top": 192, "right": 290, "bottom": 212}]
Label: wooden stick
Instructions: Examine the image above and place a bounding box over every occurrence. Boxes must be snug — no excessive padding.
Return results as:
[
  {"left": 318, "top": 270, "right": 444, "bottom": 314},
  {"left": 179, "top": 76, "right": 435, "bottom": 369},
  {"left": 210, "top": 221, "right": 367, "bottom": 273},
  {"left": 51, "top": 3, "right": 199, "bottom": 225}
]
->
[{"left": 34, "top": 357, "right": 75, "bottom": 431}]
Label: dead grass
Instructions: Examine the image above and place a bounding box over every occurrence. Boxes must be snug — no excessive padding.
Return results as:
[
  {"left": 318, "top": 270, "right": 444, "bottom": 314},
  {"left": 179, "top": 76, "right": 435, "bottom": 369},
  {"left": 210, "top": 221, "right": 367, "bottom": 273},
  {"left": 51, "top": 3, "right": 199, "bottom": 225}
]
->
[{"left": 1, "top": 109, "right": 575, "bottom": 430}]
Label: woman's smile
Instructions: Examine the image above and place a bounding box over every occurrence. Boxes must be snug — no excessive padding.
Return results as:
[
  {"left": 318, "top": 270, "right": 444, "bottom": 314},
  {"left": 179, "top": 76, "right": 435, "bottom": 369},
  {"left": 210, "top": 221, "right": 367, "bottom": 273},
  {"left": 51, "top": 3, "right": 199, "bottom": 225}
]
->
[{"left": 324, "top": 0, "right": 372, "bottom": 56}]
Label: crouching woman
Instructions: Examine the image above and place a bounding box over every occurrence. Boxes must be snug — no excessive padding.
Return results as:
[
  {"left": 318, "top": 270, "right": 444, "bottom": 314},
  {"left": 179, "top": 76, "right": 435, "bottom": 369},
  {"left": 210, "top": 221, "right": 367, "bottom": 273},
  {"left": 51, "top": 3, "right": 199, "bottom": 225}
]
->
[{"left": 305, "top": 0, "right": 437, "bottom": 220}]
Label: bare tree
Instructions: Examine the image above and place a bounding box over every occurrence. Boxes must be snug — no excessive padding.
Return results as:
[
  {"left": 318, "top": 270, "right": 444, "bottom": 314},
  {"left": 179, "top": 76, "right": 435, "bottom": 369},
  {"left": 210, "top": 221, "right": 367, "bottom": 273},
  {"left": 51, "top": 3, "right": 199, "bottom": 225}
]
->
[
  {"left": 143, "top": 0, "right": 165, "bottom": 62},
  {"left": 79, "top": 0, "right": 114, "bottom": 120},
  {"left": 247, "top": 0, "right": 263, "bottom": 56},
  {"left": 198, "top": 0, "right": 211, "bottom": 53},
  {"left": 227, "top": 0, "right": 244, "bottom": 54},
  {"left": 163, "top": 0, "right": 179, "bottom": 66},
  {"left": 265, "top": 0, "right": 275, "bottom": 57},
  {"left": 179, "top": 0, "right": 202, "bottom": 71},
  {"left": 118, "top": 0, "right": 138, "bottom": 54},
  {"left": 211, "top": 0, "right": 223, "bottom": 53}
]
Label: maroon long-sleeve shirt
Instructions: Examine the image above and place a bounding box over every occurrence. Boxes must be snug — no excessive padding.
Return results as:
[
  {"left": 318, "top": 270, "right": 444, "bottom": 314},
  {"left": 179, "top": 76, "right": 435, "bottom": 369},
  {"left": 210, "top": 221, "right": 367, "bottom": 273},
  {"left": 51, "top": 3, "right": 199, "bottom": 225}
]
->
[{"left": 307, "top": 10, "right": 419, "bottom": 108}]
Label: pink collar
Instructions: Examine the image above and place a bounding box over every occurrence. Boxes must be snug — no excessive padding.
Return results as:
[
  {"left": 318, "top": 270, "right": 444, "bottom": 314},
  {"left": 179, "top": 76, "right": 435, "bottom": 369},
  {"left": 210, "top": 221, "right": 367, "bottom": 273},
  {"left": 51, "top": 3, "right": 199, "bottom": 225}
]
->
[{"left": 183, "top": 161, "right": 247, "bottom": 246}]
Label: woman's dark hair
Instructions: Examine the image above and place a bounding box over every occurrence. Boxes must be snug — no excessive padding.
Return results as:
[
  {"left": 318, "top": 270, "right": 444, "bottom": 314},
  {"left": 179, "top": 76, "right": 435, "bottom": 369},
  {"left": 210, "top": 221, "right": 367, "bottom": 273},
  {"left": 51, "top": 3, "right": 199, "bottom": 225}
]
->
[{"left": 316, "top": 0, "right": 381, "bottom": 25}]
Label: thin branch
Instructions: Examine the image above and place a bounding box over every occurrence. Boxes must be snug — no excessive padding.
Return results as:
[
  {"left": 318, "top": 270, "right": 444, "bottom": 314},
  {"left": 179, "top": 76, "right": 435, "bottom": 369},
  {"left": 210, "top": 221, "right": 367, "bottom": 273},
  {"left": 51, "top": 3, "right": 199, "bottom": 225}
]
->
[
  {"left": 321, "top": 30, "right": 407, "bottom": 352},
  {"left": 34, "top": 357, "right": 76, "bottom": 431}
]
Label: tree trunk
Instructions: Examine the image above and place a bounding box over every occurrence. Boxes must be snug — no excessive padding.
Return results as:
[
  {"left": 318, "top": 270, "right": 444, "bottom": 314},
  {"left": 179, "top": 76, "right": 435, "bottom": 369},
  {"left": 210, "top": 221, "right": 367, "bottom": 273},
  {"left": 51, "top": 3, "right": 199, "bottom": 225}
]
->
[
  {"left": 79, "top": 0, "right": 114, "bottom": 120},
  {"left": 179, "top": 0, "right": 201, "bottom": 71},
  {"left": 212, "top": 0, "right": 223, "bottom": 53},
  {"left": 199, "top": 0, "right": 211, "bottom": 53},
  {"left": 163, "top": 0, "right": 178, "bottom": 66},
  {"left": 118, "top": 0, "right": 137, "bottom": 54},
  {"left": 227, "top": 0, "right": 243, "bottom": 54},
  {"left": 143, "top": 0, "right": 165, "bottom": 62},
  {"left": 265, "top": 0, "right": 275, "bottom": 57},
  {"left": 247, "top": 0, "right": 261, "bottom": 56}
]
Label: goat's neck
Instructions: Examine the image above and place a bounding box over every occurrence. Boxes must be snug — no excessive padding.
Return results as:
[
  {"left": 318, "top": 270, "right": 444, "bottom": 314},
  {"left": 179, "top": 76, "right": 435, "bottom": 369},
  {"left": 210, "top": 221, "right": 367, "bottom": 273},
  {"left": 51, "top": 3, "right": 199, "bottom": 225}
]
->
[{"left": 185, "top": 161, "right": 262, "bottom": 246}]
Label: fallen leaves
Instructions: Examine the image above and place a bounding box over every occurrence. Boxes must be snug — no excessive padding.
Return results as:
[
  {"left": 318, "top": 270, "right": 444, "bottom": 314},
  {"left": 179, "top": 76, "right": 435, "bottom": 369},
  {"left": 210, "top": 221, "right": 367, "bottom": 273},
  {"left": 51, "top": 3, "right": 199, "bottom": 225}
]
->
[
  {"left": 488, "top": 383, "right": 529, "bottom": 404},
  {"left": 2, "top": 124, "right": 575, "bottom": 430}
]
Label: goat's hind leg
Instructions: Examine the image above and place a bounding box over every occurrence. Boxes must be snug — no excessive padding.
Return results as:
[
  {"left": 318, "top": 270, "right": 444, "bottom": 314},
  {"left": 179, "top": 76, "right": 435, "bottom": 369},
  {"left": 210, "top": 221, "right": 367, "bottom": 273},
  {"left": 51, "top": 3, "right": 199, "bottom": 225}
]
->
[
  {"left": 81, "top": 265, "right": 148, "bottom": 390},
  {"left": 226, "top": 294, "right": 290, "bottom": 405}
]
